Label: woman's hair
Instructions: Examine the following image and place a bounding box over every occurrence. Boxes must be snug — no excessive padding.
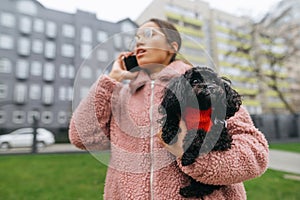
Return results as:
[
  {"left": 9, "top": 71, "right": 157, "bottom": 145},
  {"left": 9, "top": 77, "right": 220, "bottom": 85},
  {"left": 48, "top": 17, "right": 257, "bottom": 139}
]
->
[{"left": 147, "top": 18, "right": 182, "bottom": 63}]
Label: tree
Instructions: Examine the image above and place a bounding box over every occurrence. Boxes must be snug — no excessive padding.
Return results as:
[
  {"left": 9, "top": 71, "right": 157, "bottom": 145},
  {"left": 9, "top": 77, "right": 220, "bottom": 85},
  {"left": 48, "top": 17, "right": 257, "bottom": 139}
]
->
[{"left": 225, "top": 3, "right": 300, "bottom": 114}]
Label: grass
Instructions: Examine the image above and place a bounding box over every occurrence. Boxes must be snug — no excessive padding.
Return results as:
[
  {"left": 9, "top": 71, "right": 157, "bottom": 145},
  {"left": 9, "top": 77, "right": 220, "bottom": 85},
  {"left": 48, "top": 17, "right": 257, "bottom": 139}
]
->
[
  {"left": 0, "top": 149, "right": 299, "bottom": 200},
  {"left": 0, "top": 153, "right": 106, "bottom": 200},
  {"left": 269, "top": 142, "right": 300, "bottom": 153},
  {"left": 244, "top": 169, "right": 300, "bottom": 200}
]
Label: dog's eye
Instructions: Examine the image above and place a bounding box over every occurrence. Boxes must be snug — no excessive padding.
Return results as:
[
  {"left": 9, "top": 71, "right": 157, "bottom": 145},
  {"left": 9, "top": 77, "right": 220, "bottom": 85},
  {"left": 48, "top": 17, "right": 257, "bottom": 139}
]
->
[{"left": 192, "top": 79, "right": 199, "bottom": 84}]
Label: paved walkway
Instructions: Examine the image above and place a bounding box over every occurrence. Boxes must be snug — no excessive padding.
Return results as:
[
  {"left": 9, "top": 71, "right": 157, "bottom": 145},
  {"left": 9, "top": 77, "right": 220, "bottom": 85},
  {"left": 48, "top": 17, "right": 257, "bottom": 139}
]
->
[
  {"left": 268, "top": 149, "right": 300, "bottom": 174},
  {"left": 1, "top": 144, "right": 300, "bottom": 174}
]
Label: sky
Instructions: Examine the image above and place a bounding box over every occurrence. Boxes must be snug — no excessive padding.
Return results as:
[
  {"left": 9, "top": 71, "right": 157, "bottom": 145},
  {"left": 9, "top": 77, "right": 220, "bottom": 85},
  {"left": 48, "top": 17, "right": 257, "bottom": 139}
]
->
[{"left": 37, "top": 0, "right": 282, "bottom": 22}]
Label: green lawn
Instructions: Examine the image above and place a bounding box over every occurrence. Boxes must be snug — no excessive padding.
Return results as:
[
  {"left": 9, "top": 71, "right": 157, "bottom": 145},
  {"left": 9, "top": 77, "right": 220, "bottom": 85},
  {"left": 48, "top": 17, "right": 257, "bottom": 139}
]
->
[
  {"left": 0, "top": 152, "right": 299, "bottom": 200},
  {"left": 269, "top": 142, "right": 300, "bottom": 153}
]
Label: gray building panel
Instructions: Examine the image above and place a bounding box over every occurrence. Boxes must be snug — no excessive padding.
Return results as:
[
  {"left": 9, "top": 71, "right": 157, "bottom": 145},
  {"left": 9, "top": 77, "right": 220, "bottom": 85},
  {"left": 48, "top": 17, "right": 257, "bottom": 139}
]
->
[{"left": 0, "top": 0, "right": 138, "bottom": 136}]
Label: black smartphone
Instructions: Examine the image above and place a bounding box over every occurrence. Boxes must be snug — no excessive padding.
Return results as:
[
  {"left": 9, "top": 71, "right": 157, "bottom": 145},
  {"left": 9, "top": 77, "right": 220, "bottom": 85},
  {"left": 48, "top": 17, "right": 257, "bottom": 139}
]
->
[{"left": 123, "top": 55, "right": 140, "bottom": 72}]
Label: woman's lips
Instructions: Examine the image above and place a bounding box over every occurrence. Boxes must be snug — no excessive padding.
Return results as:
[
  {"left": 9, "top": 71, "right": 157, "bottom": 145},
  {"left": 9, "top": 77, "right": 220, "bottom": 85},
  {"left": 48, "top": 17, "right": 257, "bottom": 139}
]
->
[{"left": 136, "top": 48, "right": 147, "bottom": 57}]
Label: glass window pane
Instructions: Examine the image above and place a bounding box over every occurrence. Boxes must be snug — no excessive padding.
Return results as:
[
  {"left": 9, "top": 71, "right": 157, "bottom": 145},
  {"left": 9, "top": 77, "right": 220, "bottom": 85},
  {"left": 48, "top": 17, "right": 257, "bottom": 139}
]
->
[
  {"left": 29, "top": 84, "right": 41, "bottom": 100},
  {"left": 16, "top": 60, "right": 29, "bottom": 79},
  {"left": 97, "top": 31, "right": 108, "bottom": 43},
  {"left": 42, "top": 86, "right": 54, "bottom": 105},
  {"left": 97, "top": 49, "right": 108, "bottom": 62},
  {"left": 32, "top": 39, "right": 43, "bottom": 54},
  {"left": 0, "top": 58, "right": 12, "bottom": 73},
  {"left": 81, "top": 27, "right": 92, "bottom": 43},
  {"left": 14, "top": 84, "right": 27, "bottom": 104},
  {"left": 18, "top": 37, "right": 31, "bottom": 56},
  {"left": 45, "top": 41, "right": 56, "bottom": 59},
  {"left": 43, "top": 63, "right": 55, "bottom": 81},
  {"left": 0, "top": 34, "right": 14, "bottom": 49},
  {"left": 61, "top": 44, "right": 75, "bottom": 58},
  {"left": 62, "top": 24, "right": 75, "bottom": 38},
  {"left": 19, "top": 16, "right": 32, "bottom": 34},
  {"left": 80, "top": 44, "right": 92, "bottom": 59},
  {"left": 0, "top": 12, "right": 15, "bottom": 28},
  {"left": 46, "top": 21, "right": 57, "bottom": 38},
  {"left": 31, "top": 61, "right": 42, "bottom": 76},
  {"left": 34, "top": 18, "right": 44, "bottom": 33}
]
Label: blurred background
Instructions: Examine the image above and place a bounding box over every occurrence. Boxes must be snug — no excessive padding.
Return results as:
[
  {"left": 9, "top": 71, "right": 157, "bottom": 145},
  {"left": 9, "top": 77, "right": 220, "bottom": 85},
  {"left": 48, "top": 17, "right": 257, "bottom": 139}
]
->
[
  {"left": 0, "top": 1, "right": 299, "bottom": 200},
  {"left": 0, "top": 0, "right": 299, "bottom": 143}
]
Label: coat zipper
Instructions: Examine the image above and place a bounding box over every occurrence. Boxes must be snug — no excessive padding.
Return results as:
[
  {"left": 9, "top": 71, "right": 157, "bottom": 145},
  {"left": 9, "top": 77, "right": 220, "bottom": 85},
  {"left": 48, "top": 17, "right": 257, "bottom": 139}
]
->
[{"left": 149, "top": 80, "right": 155, "bottom": 200}]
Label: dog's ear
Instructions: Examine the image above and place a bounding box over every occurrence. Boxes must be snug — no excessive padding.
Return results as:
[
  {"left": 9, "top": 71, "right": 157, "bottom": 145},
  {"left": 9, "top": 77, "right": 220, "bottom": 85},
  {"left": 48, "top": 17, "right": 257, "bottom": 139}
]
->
[{"left": 222, "top": 80, "right": 242, "bottom": 118}]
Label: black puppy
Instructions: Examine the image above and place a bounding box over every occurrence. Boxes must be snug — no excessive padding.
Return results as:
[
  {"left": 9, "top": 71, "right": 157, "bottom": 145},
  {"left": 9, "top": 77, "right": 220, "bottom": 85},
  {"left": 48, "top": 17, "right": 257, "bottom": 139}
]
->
[{"left": 159, "top": 66, "right": 242, "bottom": 198}]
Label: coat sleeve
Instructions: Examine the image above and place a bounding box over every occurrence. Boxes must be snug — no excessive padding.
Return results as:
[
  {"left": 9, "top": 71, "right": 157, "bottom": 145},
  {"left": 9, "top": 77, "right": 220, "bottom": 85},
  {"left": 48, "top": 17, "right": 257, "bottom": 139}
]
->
[
  {"left": 177, "top": 106, "right": 269, "bottom": 185},
  {"left": 69, "top": 75, "right": 118, "bottom": 150}
]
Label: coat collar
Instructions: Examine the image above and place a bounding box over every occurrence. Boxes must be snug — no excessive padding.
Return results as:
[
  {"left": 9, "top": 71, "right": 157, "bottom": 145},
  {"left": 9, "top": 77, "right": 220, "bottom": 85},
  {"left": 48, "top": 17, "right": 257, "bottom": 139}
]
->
[{"left": 129, "top": 60, "right": 192, "bottom": 93}]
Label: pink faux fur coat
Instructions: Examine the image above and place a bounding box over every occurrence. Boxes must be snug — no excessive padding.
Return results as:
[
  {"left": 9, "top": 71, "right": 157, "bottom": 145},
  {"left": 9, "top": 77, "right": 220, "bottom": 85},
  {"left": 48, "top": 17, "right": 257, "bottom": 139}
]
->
[{"left": 69, "top": 60, "right": 269, "bottom": 200}]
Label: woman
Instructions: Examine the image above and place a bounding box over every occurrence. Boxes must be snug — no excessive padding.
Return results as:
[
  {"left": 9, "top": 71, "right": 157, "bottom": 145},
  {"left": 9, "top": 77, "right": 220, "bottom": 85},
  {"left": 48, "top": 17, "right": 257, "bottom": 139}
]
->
[{"left": 69, "top": 18, "right": 269, "bottom": 199}]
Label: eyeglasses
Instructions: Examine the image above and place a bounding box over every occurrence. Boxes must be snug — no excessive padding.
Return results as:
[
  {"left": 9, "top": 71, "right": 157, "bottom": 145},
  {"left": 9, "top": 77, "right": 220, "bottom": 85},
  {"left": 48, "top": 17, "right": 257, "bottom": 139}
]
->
[{"left": 129, "top": 27, "right": 165, "bottom": 50}]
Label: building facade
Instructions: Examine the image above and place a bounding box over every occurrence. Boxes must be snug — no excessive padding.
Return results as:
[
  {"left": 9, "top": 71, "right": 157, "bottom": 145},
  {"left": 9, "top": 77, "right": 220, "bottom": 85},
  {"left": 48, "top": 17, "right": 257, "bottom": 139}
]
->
[
  {"left": 136, "top": 0, "right": 298, "bottom": 114},
  {"left": 0, "top": 0, "right": 137, "bottom": 136}
]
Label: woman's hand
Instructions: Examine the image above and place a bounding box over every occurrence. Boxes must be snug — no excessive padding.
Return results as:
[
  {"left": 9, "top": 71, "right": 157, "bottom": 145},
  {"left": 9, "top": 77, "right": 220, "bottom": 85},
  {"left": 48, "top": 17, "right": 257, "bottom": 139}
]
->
[
  {"left": 158, "top": 120, "right": 187, "bottom": 158},
  {"left": 109, "top": 52, "right": 139, "bottom": 82}
]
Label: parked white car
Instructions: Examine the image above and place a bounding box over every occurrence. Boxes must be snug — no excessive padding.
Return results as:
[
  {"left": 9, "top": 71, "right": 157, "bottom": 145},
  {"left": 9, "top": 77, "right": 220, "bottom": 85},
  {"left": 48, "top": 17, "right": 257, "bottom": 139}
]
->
[{"left": 0, "top": 128, "right": 55, "bottom": 150}]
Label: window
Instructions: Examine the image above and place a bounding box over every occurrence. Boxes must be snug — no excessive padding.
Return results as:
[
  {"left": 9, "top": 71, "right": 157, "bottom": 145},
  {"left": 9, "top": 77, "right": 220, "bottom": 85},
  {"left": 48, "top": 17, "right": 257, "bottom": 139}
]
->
[
  {"left": 81, "top": 66, "right": 92, "bottom": 79},
  {"left": 31, "top": 61, "right": 42, "bottom": 76},
  {"left": 68, "top": 65, "right": 75, "bottom": 79},
  {"left": 59, "top": 86, "right": 73, "bottom": 101},
  {"left": 29, "top": 84, "right": 41, "bottom": 100},
  {"left": 60, "top": 64, "right": 75, "bottom": 79},
  {"left": 42, "top": 85, "right": 54, "bottom": 105},
  {"left": 0, "top": 34, "right": 14, "bottom": 49},
  {"left": 80, "top": 87, "right": 90, "bottom": 99},
  {"left": 97, "top": 31, "right": 108, "bottom": 43},
  {"left": 97, "top": 49, "right": 108, "bottom": 62},
  {"left": 113, "top": 34, "right": 122, "bottom": 49},
  {"left": 81, "top": 27, "right": 93, "bottom": 43},
  {"left": 0, "top": 84, "right": 8, "bottom": 98},
  {"left": 46, "top": 21, "right": 57, "bottom": 38},
  {"left": 16, "top": 60, "right": 29, "bottom": 79},
  {"left": 0, "top": 58, "right": 12, "bottom": 73},
  {"left": 43, "top": 63, "right": 55, "bottom": 81},
  {"left": 18, "top": 37, "right": 31, "bottom": 56},
  {"left": 16, "top": 0, "right": 38, "bottom": 15},
  {"left": 61, "top": 44, "right": 75, "bottom": 58},
  {"left": 0, "top": 111, "right": 6, "bottom": 124},
  {"left": 45, "top": 41, "right": 56, "bottom": 59},
  {"left": 0, "top": 12, "right": 15, "bottom": 28},
  {"left": 59, "top": 86, "right": 66, "bottom": 101},
  {"left": 12, "top": 111, "right": 26, "bottom": 124},
  {"left": 19, "top": 16, "right": 32, "bottom": 34},
  {"left": 34, "top": 18, "right": 44, "bottom": 33},
  {"left": 60, "top": 64, "right": 67, "bottom": 78},
  {"left": 80, "top": 44, "right": 92, "bottom": 59},
  {"left": 14, "top": 84, "right": 27, "bottom": 104},
  {"left": 68, "top": 87, "right": 73, "bottom": 101},
  {"left": 62, "top": 24, "right": 75, "bottom": 38},
  {"left": 32, "top": 39, "right": 43, "bottom": 54},
  {"left": 41, "top": 111, "right": 53, "bottom": 124}
]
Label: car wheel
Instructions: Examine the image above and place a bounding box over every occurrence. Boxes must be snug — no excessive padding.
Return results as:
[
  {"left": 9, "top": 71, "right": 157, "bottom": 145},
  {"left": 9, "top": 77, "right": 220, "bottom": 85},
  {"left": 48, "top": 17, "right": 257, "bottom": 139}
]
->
[
  {"left": 37, "top": 141, "right": 46, "bottom": 149},
  {"left": 0, "top": 142, "right": 10, "bottom": 151}
]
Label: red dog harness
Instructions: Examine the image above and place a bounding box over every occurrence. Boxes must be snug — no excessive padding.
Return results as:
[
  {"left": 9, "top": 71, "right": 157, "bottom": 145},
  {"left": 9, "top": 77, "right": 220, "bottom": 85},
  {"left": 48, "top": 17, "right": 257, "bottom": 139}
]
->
[{"left": 183, "top": 107, "right": 212, "bottom": 132}]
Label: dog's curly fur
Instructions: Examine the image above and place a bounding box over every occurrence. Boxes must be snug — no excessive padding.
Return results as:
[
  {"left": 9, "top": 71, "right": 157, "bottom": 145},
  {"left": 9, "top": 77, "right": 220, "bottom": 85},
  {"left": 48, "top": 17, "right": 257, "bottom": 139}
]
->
[{"left": 158, "top": 66, "right": 242, "bottom": 198}]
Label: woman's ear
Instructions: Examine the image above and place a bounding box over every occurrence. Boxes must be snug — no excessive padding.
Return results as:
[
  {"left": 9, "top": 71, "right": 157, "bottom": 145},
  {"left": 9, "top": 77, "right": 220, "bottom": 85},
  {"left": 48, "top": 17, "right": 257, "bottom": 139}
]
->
[{"left": 169, "top": 42, "right": 179, "bottom": 53}]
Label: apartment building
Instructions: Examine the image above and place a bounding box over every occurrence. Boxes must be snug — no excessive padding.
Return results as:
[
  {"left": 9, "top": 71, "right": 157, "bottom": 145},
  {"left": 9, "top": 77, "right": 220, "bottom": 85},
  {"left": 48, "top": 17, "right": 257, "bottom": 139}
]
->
[
  {"left": 136, "top": 0, "right": 298, "bottom": 114},
  {"left": 0, "top": 0, "right": 137, "bottom": 133},
  {"left": 136, "top": 0, "right": 262, "bottom": 114}
]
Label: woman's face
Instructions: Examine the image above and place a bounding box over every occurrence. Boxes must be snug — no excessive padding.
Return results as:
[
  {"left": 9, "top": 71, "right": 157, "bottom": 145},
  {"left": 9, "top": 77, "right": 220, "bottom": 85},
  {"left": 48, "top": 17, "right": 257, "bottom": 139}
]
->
[{"left": 132, "top": 22, "right": 175, "bottom": 73}]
